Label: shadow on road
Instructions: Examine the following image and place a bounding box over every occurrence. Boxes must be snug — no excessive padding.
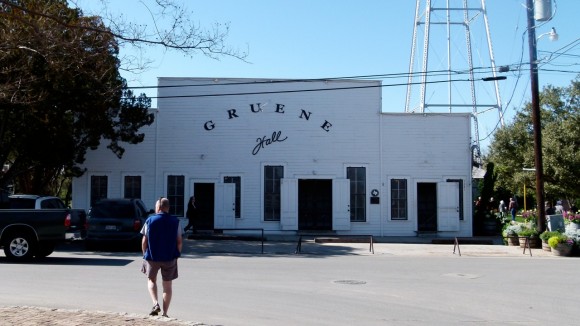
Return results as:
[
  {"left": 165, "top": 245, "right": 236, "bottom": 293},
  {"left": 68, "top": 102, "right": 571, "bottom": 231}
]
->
[
  {"left": 181, "top": 239, "right": 369, "bottom": 258},
  {"left": 0, "top": 256, "right": 134, "bottom": 266},
  {"left": 51, "top": 238, "right": 368, "bottom": 260}
]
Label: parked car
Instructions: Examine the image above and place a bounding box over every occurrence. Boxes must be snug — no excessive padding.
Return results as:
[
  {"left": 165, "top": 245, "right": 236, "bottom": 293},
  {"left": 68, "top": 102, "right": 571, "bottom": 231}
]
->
[
  {"left": 85, "top": 198, "right": 152, "bottom": 250},
  {"left": 6, "top": 194, "right": 87, "bottom": 241}
]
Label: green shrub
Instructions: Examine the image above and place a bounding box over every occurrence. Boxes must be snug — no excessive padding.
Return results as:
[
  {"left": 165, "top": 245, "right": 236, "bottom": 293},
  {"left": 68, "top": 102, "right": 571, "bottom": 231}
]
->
[
  {"left": 548, "top": 236, "right": 560, "bottom": 248},
  {"left": 502, "top": 224, "right": 521, "bottom": 237},
  {"left": 539, "top": 231, "right": 561, "bottom": 242},
  {"left": 516, "top": 226, "right": 538, "bottom": 237},
  {"left": 548, "top": 234, "right": 569, "bottom": 249}
]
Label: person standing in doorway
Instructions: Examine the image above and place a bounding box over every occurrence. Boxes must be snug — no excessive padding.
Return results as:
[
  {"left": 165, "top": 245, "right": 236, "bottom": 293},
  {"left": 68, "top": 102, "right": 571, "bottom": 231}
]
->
[
  {"left": 141, "top": 197, "right": 183, "bottom": 318},
  {"left": 184, "top": 196, "right": 197, "bottom": 233},
  {"left": 508, "top": 197, "right": 518, "bottom": 221}
]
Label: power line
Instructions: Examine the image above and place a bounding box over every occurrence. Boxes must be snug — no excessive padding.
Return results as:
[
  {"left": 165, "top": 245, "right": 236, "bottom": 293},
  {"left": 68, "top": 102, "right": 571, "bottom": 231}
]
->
[
  {"left": 124, "top": 62, "right": 577, "bottom": 94},
  {"left": 540, "top": 68, "right": 580, "bottom": 74},
  {"left": 538, "top": 50, "right": 580, "bottom": 59},
  {"left": 137, "top": 77, "right": 508, "bottom": 100},
  {"left": 125, "top": 66, "right": 501, "bottom": 90},
  {"left": 478, "top": 44, "right": 580, "bottom": 143}
]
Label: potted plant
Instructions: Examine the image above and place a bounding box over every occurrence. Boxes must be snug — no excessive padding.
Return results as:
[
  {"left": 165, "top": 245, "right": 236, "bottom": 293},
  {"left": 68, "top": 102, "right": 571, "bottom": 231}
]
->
[
  {"left": 563, "top": 211, "right": 580, "bottom": 232},
  {"left": 502, "top": 223, "right": 521, "bottom": 246},
  {"left": 539, "top": 230, "right": 560, "bottom": 251},
  {"left": 516, "top": 226, "right": 539, "bottom": 248},
  {"left": 565, "top": 231, "right": 580, "bottom": 257},
  {"left": 548, "top": 234, "right": 574, "bottom": 256},
  {"left": 521, "top": 210, "right": 537, "bottom": 224}
]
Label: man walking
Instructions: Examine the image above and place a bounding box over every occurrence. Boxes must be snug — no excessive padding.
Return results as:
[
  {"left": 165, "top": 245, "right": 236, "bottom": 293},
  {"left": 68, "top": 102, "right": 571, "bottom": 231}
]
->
[{"left": 141, "top": 197, "right": 183, "bottom": 317}]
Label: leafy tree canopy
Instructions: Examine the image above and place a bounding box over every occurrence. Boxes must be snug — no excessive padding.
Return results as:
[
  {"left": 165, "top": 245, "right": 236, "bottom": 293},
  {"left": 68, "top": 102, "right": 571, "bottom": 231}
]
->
[
  {"left": 486, "top": 75, "right": 580, "bottom": 205},
  {"left": 0, "top": 0, "right": 245, "bottom": 196}
]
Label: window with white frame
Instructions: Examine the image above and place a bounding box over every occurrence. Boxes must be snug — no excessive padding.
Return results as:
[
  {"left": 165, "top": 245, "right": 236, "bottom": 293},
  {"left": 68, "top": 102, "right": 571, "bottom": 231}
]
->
[
  {"left": 264, "top": 166, "right": 283, "bottom": 221},
  {"left": 124, "top": 176, "right": 142, "bottom": 199},
  {"left": 90, "top": 175, "right": 108, "bottom": 207},
  {"left": 347, "top": 167, "right": 366, "bottom": 222},
  {"left": 167, "top": 175, "right": 184, "bottom": 216},
  {"left": 391, "top": 179, "right": 408, "bottom": 220}
]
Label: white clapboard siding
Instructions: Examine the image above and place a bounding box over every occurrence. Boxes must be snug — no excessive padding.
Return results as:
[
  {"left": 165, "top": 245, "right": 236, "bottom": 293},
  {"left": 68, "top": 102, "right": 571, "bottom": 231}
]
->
[{"left": 72, "top": 78, "right": 472, "bottom": 237}]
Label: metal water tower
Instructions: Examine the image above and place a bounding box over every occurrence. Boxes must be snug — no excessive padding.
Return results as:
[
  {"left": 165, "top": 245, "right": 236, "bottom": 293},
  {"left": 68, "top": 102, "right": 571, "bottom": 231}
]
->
[{"left": 404, "top": 0, "right": 504, "bottom": 166}]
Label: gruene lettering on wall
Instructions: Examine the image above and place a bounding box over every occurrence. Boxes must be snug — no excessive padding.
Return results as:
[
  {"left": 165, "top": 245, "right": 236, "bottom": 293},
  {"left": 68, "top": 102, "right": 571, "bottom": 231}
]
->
[{"left": 202, "top": 102, "right": 333, "bottom": 155}]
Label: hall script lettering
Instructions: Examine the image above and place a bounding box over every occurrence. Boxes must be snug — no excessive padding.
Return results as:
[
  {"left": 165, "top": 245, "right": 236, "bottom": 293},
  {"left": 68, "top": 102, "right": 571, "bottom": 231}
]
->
[{"left": 252, "top": 131, "right": 288, "bottom": 155}]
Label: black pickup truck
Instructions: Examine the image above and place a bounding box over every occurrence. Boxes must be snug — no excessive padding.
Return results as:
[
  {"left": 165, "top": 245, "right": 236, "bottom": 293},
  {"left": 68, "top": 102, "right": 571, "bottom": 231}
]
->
[
  {"left": 0, "top": 194, "right": 87, "bottom": 260},
  {"left": 7, "top": 195, "right": 87, "bottom": 240}
]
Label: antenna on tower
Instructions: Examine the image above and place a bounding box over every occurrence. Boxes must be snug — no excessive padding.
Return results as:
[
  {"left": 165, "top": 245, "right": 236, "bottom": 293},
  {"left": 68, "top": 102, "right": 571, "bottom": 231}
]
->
[{"left": 405, "top": 0, "right": 504, "bottom": 168}]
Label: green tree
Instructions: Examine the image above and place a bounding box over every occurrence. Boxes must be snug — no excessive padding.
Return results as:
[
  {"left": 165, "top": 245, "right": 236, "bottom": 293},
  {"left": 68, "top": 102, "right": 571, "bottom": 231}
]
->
[
  {"left": 542, "top": 80, "right": 580, "bottom": 200},
  {"left": 487, "top": 76, "right": 580, "bottom": 205},
  {"left": 0, "top": 0, "right": 245, "bottom": 195},
  {"left": 0, "top": 0, "right": 153, "bottom": 195}
]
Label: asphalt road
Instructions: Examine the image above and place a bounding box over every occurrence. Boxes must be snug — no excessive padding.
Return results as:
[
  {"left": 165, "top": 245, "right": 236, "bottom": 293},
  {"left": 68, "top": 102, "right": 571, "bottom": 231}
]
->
[{"left": 0, "top": 239, "right": 577, "bottom": 326}]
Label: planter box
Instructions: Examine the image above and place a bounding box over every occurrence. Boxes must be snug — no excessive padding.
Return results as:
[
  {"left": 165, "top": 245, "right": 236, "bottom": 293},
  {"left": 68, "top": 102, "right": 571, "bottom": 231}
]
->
[
  {"left": 552, "top": 244, "right": 572, "bottom": 256},
  {"left": 505, "top": 236, "right": 519, "bottom": 246},
  {"left": 541, "top": 240, "right": 551, "bottom": 252},
  {"left": 518, "top": 236, "right": 539, "bottom": 248}
]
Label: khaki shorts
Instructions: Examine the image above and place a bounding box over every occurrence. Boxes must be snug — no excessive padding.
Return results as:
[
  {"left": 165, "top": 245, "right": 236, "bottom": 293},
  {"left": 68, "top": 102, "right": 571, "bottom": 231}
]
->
[{"left": 141, "top": 259, "right": 178, "bottom": 281}]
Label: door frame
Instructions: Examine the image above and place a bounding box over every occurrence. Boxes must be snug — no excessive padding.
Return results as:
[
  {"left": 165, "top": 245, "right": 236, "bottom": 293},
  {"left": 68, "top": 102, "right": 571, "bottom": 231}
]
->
[
  {"left": 416, "top": 180, "right": 438, "bottom": 232},
  {"left": 190, "top": 179, "right": 218, "bottom": 230},
  {"left": 297, "top": 178, "right": 333, "bottom": 231}
]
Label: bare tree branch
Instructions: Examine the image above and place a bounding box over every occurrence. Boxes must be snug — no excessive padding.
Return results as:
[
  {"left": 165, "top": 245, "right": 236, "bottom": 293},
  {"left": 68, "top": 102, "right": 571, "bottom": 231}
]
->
[{"left": 2, "top": 0, "right": 248, "bottom": 64}]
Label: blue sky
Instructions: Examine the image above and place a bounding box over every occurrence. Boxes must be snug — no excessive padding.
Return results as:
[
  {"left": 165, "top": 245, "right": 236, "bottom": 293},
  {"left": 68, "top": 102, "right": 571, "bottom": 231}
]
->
[{"left": 75, "top": 0, "right": 579, "bottom": 152}]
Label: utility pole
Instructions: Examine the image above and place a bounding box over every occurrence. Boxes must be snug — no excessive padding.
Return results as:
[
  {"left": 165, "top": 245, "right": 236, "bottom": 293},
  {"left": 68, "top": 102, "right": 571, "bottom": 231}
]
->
[{"left": 526, "top": 0, "right": 546, "bottom": 232}]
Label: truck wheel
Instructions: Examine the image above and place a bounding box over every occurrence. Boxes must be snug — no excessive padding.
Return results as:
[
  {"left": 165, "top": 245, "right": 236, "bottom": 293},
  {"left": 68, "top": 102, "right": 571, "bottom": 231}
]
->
[
  {"left": 35, "top": 242, "right": 56, "bottom": 258},
  {"left": 3, "top": 233, "right": 36, "bottom": 261},
  {"left": 84, "top": 239, "right": 97, "bottom": 251}
]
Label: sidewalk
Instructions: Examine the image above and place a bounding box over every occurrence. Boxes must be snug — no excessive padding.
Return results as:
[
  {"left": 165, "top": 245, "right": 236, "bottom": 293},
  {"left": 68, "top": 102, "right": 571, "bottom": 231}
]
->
[
  {"left": 0, "top": 238, "right": 560, "bottom": 325},
  {"left": 179, "top": 234, "right": 554, "bottom": 258},
  {"left": 0, "top": 306, "right": 202, "bottom": 326}
]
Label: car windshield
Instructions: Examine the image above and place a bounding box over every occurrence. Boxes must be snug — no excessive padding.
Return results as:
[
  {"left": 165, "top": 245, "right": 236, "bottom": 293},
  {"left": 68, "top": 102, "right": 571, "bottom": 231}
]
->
[{"left": 91, "top": 202, "right": 135, "bottom": 219}]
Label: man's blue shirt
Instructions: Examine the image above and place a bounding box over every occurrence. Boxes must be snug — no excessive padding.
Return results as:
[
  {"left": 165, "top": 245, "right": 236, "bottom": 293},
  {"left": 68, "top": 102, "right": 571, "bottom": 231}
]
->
[{"left": 143, "top": 212, "right": 180, "bottom": 261}]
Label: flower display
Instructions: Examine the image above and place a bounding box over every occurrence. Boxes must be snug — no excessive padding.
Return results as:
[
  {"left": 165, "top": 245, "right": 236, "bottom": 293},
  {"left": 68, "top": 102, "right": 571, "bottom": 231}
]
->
[
  {"left": 502, "top": 223, "right": 522, "bottom": 237},
  {"left": 563, "top": 211, "right": 580, "bottom": 224},
  {"left": 521, "top": 210, "right": 537, "bottom": 223},
  {"left": 548, "top": 234, "right": 573, "bottom": 249}
]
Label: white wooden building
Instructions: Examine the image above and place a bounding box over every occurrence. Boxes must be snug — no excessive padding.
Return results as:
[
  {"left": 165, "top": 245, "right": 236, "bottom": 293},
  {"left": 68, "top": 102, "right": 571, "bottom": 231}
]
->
[{"left": 72, "top": 78, "right": 473, "bottom": 237}]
